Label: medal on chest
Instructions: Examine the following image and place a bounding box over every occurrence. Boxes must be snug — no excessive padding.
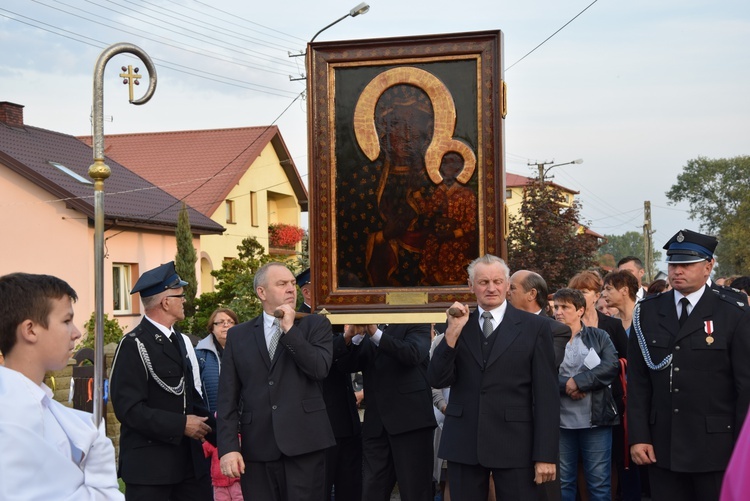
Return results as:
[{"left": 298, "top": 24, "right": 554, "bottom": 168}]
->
[{"left": 704, "top": 320, "right": 714, "bottom": 346}]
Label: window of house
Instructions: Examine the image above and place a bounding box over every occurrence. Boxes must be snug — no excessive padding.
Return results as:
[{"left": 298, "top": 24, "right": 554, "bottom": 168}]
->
[
  {"left": 226, "top": 200, "right": 236, "bottom": 224},
  {"left": 113, "top": 264, "right": 133, "bottom": 314},
  {"left": 250, "top": 191, "right": 259, "bottom": 227},
  {"left": 506, "top": 189, "right": 513, "bottom": 199},
  {"left": 49, "top": 161, "right": 93, "bottom": 185}
]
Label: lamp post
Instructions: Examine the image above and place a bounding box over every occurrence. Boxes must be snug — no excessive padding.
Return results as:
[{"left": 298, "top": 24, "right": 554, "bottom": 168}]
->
[
  {"left": 310, "top": 2, "right": 370, "bottom": 43},
  {"left": 289, "top": 2, "right": 370, "bottom": 80},
  {"left": 529, "top": 158, "right": 583, "bottom": 182}
]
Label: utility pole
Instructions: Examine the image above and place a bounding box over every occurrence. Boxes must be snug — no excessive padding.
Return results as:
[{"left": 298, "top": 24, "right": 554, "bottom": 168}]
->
[
  {"left": 643, "top": 200, "right": 654, "bottom": 283},
  {"left": 528, "top": 159, "right": 584, "bottom": 182}
]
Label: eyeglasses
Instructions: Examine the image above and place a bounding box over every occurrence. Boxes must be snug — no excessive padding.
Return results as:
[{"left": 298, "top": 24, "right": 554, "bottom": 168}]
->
[
  {"left": 166, "top": 293, "right": 186, "bottom": 299},
  {"left": 212, "top": 319, "right": 235, "bottom": 327}
]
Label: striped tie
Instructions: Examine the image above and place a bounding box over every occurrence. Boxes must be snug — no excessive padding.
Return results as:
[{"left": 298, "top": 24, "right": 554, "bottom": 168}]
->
[
  {"left": 482, "top": 311, "right": 494, "bottom": 338},
  {"left": 269, "top": 319, "right": 282, "bottom": 360}
]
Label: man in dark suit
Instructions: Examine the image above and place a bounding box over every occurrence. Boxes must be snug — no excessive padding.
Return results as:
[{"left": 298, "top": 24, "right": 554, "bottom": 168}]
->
[
  {"left": 337, "top": 322, "right": 436, "bottom": 501},
  {"left": 217, "top": 262, "right": 335, "bottom": 501},
  {"left": 509, "top": 269, "right": 572, "bottom": 369},
  {"left": 297, "top": 267, "right": 363, "bottom": 500},
  {"left": 508, "top": 269, "right": 570, "bottom": 501},
  {"left": 110, "top": 261, "right": 214, "bottom": 500},
  {"left": 428, "top": 254, "right": 559, "bottom": 500},
  {"left": 628, "top": 229, "right": 750, "bottom": 501}
]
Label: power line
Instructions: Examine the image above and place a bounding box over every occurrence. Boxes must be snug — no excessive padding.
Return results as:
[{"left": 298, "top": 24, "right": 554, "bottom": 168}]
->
[
  {"left": 0, "top": 9, "right": 299, "bottom": 97},
  {"left": 83, "top": 0, "right": 299, "bottom": 69},
  {"left": 127, "top": 0, "right": 300, "bottom": 52},
  {"left": 505, "top": 0, "right": 599, "bottom": 71},
  {"left": 30, "top": 0, "right": 292, "bottom": 76}
]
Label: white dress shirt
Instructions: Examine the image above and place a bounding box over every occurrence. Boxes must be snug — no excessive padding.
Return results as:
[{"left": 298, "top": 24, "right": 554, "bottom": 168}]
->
[{"left": 0, "top": 366, "right": 123, "bottom": 500}]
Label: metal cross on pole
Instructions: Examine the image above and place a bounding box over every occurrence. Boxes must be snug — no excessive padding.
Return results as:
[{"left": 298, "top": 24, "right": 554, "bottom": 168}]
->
[{"left": 89, "top": 43, "right": 157, "bottom": 426}]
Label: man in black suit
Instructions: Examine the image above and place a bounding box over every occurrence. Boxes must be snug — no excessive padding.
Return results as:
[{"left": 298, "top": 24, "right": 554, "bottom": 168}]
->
[
  {"left": 508, "top": 269, "right": 570, "bottom": 501},
  {"left": 338, "top": 322, "right": 436, "bottom": 501},
  {"left": 217, "top": 262, "right": 335, "bottom": 501},
  {"left": 509, "top": 269, "right": 572, "bottom": 369},
  {"left": 428, "top": 254, "right": 559, "bottom": 500},
  {"left": 297, "top": 267, "right": 363, "bottom": 500},
  {"left": 628, "top": 229, "right": 750, "bottom": 501},
  {"left": 110, "top": 261, "right": 214, "bottom": 500}
]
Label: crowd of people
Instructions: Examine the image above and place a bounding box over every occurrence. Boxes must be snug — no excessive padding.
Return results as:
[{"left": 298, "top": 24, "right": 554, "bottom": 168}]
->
[{"left": 2, "top": 228, "right": 750, "bottom": 501}]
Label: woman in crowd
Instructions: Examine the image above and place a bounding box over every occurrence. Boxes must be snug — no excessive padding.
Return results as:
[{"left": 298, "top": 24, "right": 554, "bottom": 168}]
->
[
  {"left": 568, "top": 271, "right": 627, "bottom": 357},
  {"left": 646, "top": 278, "right": 670, "bottom": 297},
  {"left": 195, "top": 308, "right": 243, "bottom": 501},
  {"left": 601, "top": 271, "right": 638, "bottom": 336},
  {"left": 195, "top": 308, "right": 239, "bottom": 412},
  {"left": 553, "top": 288, "right": 620, "bottom": 501},
  {"left": 602, "top": 270, "right": 645, "bottom": 500}
]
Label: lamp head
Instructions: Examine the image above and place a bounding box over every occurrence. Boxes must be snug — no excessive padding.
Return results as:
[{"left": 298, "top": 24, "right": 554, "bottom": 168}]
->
[
  {"left": 350, "top": 2, "right": 370, "bottom": 17},
  {"left": 572, "top": 158, "right": 584, "bottom": 164}
]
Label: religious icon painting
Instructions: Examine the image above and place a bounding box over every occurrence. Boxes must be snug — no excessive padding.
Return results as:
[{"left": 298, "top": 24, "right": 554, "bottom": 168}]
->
[{"left": 307, "top": 30, "right": 506, "bottom": 322}]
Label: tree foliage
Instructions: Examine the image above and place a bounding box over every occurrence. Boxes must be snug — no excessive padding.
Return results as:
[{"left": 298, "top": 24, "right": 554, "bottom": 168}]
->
[
  {"left": 507, "top": 181, "right": 600, "bottom": 291},
  {"left": 597, "top": 231, "right": 662, "bottom": 276},
  {"left": 80, "top": 311, "right": 124, "bottom": 349},
  {"left": 192, "top": 237, "right": 276, "bottom": 336},
  {"left": 175, "top": 203, "right": 198, "bottom": 331},
  {"left": 666, "top": 155, "right": 750, "bottom": 275}
]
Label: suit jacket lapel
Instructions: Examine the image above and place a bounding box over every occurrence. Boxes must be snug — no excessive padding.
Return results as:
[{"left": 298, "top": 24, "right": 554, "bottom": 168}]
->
[
  {"left": 486, "top": 303, "right": 522, "bottom": 368},
  {"left": 462, "top": 311, "right": 484, "bottom": 368},
  {"left": 143, "top": 320, "right": 183, "bottom": 365},
  {"left": 655, "top": 290, "right": 679, "bottom": 342}
]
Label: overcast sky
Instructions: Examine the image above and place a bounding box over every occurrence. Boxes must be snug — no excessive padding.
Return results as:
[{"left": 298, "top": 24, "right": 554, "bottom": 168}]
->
[{"left": 2, "top": 0, "right": 749, "bottom": 272}]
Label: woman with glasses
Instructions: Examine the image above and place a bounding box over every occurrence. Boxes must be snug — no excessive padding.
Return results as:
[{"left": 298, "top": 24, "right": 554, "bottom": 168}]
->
[
  {"left": 196, "top": 308, "right": 239, "bottom": 413},
  {"left": 195, "top": 308, "right": 243, "bottom": 500}
]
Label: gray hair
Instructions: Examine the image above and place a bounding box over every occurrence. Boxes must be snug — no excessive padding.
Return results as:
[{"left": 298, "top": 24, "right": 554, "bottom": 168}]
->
[
  {"left": 141, "top": 291, "right": 165, "bottom": 312},
  {"left": 253, "top": 262, "right": 288, "bottom": 297},
  {"left": 467, "top": 254, "right": 510, "bottom": 283}
]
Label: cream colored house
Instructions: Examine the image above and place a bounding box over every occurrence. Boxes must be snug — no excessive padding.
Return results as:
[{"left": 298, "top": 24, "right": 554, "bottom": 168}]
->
[
  {"left": 504, "top": 171, "right": 604, "bottom": 242},
  {"left": 0, "top": 101, "right": 224, "bottom": 333},
  {"left": 79, "top": 127, "right": 308, "bottom": 293}
]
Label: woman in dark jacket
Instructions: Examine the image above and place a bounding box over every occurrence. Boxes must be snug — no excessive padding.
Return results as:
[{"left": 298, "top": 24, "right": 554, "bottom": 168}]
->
[
  {"left": 195, "top": 307, "right": 238, "bottom": 412},
  {"left": 553, "top": 288, "right": 619, "bottom": 501}
]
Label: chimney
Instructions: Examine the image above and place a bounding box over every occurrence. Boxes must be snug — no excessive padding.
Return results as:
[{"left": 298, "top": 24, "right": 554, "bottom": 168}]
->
[{"left": 0, "top": 102, "right": 25, "bottom": 128}]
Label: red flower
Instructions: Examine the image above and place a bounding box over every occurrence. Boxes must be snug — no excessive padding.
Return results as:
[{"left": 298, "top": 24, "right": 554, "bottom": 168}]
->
[{"left": 268, "top": 223, "right": 305, "bottom": 249}]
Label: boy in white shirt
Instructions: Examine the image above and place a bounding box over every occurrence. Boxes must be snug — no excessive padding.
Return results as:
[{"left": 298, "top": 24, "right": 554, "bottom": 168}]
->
[{"left": 0, "top": 272, "right": 123, "bottom": 500}]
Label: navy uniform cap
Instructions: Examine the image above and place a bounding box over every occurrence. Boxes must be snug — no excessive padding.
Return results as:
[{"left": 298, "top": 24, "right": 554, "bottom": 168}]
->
[
  {"left": 131, "top": 261, "right": 188, "bottom": 297},
  {"left": 663, "top": 229, "right": 718, "bottom": 264},
  {"left": 296, "top": 268, "right": 311, "bottom": 287}
]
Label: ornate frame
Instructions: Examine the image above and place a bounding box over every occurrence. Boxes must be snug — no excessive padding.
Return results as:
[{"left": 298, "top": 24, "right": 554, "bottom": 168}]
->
[{"left": 307, "top": 30, "right": 505, "bottom": 323}]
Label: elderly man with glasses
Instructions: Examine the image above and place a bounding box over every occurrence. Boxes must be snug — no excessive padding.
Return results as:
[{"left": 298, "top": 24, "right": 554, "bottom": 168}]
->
[{"left": 110, "top": 261, "right": 215, "bottom": 500}]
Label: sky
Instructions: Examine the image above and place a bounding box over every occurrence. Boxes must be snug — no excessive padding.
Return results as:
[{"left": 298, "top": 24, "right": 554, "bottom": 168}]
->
[{"left": 2, "top": 0, "right": 749, "bottom": 273}]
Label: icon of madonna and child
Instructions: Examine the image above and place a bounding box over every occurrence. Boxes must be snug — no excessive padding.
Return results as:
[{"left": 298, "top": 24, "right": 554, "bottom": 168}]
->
[{"left": 336, "top": 67, "right": 481, "bottom": 288}]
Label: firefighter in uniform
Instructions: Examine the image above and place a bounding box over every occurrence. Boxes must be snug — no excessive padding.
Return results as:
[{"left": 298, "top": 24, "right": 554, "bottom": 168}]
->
[{"left": 627, "top": 229, "right": 750, "bottom": 501}]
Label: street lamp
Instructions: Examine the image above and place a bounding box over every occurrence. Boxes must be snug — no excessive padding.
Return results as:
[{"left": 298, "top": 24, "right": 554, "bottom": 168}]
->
[
  {"left": 310, "top": 2, "right": 370, "bottom": 43},
  {"left": 529, "top": 158, "right": 583, "bottom": 182},
  {"left": 289, "top": 2, "right": 370, "bottom": 80}
]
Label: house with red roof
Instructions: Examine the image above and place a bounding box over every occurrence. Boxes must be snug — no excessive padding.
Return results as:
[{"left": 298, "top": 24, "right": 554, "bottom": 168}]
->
[
  {"left": 78, "top": 126, "right": 308, "bottom": 293},
  {"left": 0, "top": 101, "right": 224, "bottom": 333},
  {"left": 505, "top": 171, "right": 605, "bottom": 242}
]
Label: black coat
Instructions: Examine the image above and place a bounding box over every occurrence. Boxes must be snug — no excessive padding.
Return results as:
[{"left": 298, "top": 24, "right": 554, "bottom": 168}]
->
[
  {"left": 428, "top": 304, "right": 560, "bottom": 468},
  {"left": 216, "top": 313, "right": 335, "bottom": 462},
  {"left": 336, "top": 323, "right": 436, "bottom": 437},
  {"left": 110, "top": 318, "right": 212, "bottom": 485},
  {"left": 627, "top": 286, "right": 750, "bottom": 472}
]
